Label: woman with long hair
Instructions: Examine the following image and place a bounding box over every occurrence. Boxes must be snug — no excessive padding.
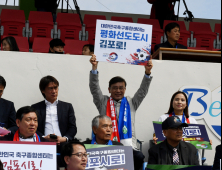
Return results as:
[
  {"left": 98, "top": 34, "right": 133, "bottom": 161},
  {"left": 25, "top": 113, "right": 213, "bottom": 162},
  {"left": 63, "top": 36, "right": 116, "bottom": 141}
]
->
[{"left": 1, "top": 36, "right": 20, "bottom": 51}]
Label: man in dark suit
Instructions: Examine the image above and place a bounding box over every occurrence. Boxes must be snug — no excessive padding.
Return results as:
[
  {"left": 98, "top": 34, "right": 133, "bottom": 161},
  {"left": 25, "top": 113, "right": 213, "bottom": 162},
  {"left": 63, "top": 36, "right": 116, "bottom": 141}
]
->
[
  {"left": 83, "top": 115, "right": 123, "bottom": 146},
  {"left": 154, "top": 22, "right": 187, "bottom": 52},
  {"left": 31, "top": 76, "right": 77, "bottom": 144},
  {"left": 0, "top": 76, "right": 17, "bottom": 134},
  {"left": 148, "top": 116, "right": 199, "bottom": 165},
  {"left": 213, "top": 145, "right": 221, "bottom": 170},
  {"left": 0, "top": 106, "right": 47, "bottom": 142}
]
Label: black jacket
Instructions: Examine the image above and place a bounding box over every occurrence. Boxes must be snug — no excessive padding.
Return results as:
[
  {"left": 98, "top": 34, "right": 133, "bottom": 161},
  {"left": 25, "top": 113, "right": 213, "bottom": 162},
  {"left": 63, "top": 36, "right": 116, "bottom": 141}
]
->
[
  {"left": 148, "top": 140, "right": 199, "bottom": 165},
  {"left": 0, "top": 131, "right": 48, "bottom": 142},
  {"left": 0, "top": 98, "right": 18, "bottom": 134},
  {"left": 213, "top": 145, "right": 221, "bottom": 170},
  {"left": 154, "top": 41, "right": 187, "bottom": 52},
  {"left": 31, "top": 100, "right": 77, "bottom": 141},
  {"left": 83, "top": 140, "right": 123, "bottom": 146}
]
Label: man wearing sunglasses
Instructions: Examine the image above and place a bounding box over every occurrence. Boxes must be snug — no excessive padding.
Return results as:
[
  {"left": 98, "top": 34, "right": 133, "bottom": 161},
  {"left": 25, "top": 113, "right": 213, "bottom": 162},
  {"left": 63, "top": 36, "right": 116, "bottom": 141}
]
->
[
  {"left": 61, "top": 141, "right": 88, "bottom": 170},
  {"left": 148, "top": 116, "right": 199, "bottom": 165}
]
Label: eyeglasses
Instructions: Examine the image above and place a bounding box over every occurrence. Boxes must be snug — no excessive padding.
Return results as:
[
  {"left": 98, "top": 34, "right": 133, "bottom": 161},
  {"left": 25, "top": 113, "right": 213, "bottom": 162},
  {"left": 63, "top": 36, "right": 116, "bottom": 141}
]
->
[
  {"left": 169, "top": 127, "right": 183, "bottom": 131},
  {"left": 111, "top": 87, "right": 126, "bottom": 91},
  {"left": 72, "top": 152, "right": 89, "bottom": 159}
]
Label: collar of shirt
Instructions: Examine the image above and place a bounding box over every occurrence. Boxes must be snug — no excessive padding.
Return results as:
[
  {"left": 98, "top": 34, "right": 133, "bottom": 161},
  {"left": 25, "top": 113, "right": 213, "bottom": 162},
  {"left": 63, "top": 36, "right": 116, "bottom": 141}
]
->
[
  {"left": 166, "top": 41, "right": 178, "bottom": 48},
  {"left": 166, "top": 140, "right": 180, "bottom": 153},
  {"left": 113, "top": 99, "right": 122, "bottom": 105},
  {"left": 45, "top": 98, "right": 59, "bottom": 106}
]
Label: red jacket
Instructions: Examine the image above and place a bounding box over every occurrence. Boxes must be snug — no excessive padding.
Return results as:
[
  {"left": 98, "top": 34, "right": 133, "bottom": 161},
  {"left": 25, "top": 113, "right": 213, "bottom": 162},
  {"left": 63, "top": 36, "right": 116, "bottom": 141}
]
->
[{"left": 147, "top": 0, "right": 176, "bottom": 19}]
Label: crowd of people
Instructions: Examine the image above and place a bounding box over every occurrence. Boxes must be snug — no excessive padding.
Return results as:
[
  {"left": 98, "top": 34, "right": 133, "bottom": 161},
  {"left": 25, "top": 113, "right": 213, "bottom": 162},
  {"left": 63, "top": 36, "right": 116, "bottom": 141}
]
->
[{"left": 0, "top": 51, "right": 221, "bottom": 170}]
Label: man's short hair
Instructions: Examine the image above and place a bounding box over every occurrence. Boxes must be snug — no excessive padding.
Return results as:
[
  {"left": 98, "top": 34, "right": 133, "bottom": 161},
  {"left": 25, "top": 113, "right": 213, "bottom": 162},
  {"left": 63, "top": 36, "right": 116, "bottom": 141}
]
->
[
  {"left": 39, "top": 76, "right": 59, "bottom": 98},
  {"left": 61, "top": 140, "right": 86, "bottom": 168},
  {"left": 0, "top": 76, "right": 6, "bottom": 88},
  {"left": 0, "top": 159, "right": 4, "bottom": 170},
  {"left": 16, "top": 106, "right": 38, "bottom": 121},
  {"left": 49, "top": 39, "right": 65, "bottom": 48},
  {"left": 109, "top": 76, "right": 127, "bottom": 88},
  {"left": 92, "top": 115, "right": 111, "bottom": 129},
  {"left": 83, "top": 44, "right": 94, "bottom": 52},
  {"left": 165, "top": 22, "right": 180, "bottom": 38}
]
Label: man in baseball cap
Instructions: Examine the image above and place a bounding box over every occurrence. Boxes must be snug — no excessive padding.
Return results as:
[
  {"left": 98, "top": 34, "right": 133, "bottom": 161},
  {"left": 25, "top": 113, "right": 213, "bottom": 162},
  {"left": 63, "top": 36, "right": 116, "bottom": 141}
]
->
[
  {"left": 49, "top": 39, "right": 65, "bottom": 54},
  {"left": 148, "top": 116, "right": 199, "bottom": 165}
]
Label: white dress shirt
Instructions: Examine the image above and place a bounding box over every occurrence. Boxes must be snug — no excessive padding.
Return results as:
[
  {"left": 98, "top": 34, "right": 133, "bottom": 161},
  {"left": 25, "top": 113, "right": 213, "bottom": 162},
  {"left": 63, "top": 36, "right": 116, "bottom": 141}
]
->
[{"left": 44, "top": 99, "right": 62, "bottom": 137}]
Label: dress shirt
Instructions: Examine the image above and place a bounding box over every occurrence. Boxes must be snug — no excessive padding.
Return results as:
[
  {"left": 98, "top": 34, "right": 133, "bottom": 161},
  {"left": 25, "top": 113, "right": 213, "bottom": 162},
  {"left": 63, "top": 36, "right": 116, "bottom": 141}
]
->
[
  {"left": 166, "top": 141, "right": 183, "bottom": 165},
  {"left": 45, "top": 99, "right": 62, "bottom": 137}
]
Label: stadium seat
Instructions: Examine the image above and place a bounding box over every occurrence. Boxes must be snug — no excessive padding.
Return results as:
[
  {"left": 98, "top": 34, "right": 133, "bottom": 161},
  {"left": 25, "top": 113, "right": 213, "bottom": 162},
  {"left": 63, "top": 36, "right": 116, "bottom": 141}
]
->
[
  {"left": 215, "top": 23, "right": 221, "bottom": 39},
  {"left": 28, "top": 11, "right": 54, "bottom": 44},
  {"left": 32, "top": 37, "right": 52, "bottom": 53},
  {"left": 1, "top": 36, "right": 29, "bottom": 52},
  {"left": 163, "top": 20, "right": 191, "bottom": 47},
  {"left": 84, "top": 14, "right": 106, "bottom": 44},
  {"left": 189, "top": 22, "right": 216, "bottom": 50},
  {"left": 137, "top": 18, "right": 164, "bottom": 53},
  {"left": 0, "top": 9, "right": 26, "bottom": 39},
  {"left": 56, "top": 13, "right": 82, "bottom": 42},
  {"left": 111, "top": 16, "right": 133, "bottom": 23},
  {"left": 64, "top": 39, "right": 89, "bottom": 55}
]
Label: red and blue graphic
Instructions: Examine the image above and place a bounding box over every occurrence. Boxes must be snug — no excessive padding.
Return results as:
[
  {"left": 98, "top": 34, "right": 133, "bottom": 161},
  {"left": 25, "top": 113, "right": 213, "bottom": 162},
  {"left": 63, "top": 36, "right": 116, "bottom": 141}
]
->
[{"left": 107, "top": 52, "right": 118, "bottom": 62}]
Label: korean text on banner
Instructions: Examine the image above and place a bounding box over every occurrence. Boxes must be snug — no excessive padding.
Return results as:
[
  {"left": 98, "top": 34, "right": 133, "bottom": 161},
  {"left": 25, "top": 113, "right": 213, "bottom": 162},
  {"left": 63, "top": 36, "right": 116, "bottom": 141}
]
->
[
  {"left": 153, "top": 122, "right": 212, "bottom": 150},
  {"left": 94, "top": 20, "right": 153, "bottom": 66},
  {"left": 0, "top": 141, "right": 57, "bottom": 170}
]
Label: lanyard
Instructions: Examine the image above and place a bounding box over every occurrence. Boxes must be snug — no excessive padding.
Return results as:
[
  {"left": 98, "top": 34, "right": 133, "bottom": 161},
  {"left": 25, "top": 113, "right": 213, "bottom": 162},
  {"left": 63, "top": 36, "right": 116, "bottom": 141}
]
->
[{"left": 169, "top": 112, "right": 190, "bottom": 124}]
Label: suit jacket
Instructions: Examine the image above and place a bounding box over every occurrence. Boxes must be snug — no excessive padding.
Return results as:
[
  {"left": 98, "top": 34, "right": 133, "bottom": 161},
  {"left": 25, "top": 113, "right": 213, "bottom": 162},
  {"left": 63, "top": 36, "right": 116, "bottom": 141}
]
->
[
  {"left": 0, "top": 98, "right": 18, "bottom": 134},
  {"left": 148, "top": 140, "right": 199, "bottom": 165},
  {"left": 90, "top": 73, "right": 153, "bottom": 149},
  {"left": 83, "top": 140, "right": 123, "bottom": 146},
  {"left": 0, "top": 131, "right": 48, "bottom": 142},
  {"left": 213, "top": 145, "right": 221, "bottom": 170},
  {"left": 31, "top": 100, "right": 77, "bottom": 141},
  {"left": 154, "top": 41, "right": 187, "bottom": 52}
]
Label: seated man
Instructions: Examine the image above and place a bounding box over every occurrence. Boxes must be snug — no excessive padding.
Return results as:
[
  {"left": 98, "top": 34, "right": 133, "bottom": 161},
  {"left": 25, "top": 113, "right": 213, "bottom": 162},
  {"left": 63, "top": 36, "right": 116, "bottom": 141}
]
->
[
  {"left": 89, "top": 54, "right": 153, "bottom": 169},
  {"left": 148, "top": 116, "right": 199, "bottom": 165},
  {"left": 0, "top": 106, "right": 47, "bottom": 142},
  {"left": 0, "top": 76, "right": 18, "bottom": 134},
  {"left": 154, "top": 22, "right": 187, "bottom": 52},
  {"left": 31, "top": 76, "right": 77, "bottom": 144},
  {"left": 49, "top": 39, "right": 65, "bottom": 54},
  {"left": 61, "top": 140, "right": 88, "bottom": 170},
  {"left": 83, "top": 115, "right": 123, "bottom": 146},
  {"left": 82, "top": 44, "right": 94, "bottom": 55}
]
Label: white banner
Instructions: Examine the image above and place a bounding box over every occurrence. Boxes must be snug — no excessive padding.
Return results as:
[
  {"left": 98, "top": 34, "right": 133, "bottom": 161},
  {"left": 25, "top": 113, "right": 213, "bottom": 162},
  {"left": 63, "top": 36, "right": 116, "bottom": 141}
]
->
[
  {"left": 94, "top": 20, "right": 153, "bottom": 66},
  {"left": 0, "top": 142, "right": 57, "bottom": 170}
]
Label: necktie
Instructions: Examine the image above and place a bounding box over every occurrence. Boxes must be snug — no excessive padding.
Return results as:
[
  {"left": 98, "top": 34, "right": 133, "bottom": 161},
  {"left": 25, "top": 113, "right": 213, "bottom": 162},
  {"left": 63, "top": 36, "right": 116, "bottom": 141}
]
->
[{"left": 173, "top": 148, "right": 180, "bottom": 165}]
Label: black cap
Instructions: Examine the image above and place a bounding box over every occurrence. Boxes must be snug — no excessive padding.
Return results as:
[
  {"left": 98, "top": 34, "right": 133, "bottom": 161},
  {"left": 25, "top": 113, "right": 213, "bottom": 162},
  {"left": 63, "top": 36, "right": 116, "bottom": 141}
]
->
[
  {"left": 49, "top": 39, "right": 65, "bottom": 48},
  {"left": 162, "top": 116, "right": 188, "bottom": 130}
]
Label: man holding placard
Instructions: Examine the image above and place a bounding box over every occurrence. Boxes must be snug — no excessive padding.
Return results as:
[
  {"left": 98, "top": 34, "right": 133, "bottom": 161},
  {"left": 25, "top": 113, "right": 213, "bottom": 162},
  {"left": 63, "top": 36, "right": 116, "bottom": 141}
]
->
[{"left": 89, "top": 54, "right": 153, "bottom": 169}]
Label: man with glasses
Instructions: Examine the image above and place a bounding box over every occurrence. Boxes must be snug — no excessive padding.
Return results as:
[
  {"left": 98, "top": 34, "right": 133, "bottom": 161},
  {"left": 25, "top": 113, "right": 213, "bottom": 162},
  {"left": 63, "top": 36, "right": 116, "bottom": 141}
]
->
[
  {"left": 61, "top": 141, "right": 88, "bottom": 170},
  {"left": 0, "top": 75, "right": 17, "bottom": 134},
  {"left": 148, "top": 116, "right": 199, "bottom": 165},
  {"left": 89, "top": 54, "right": 153, "bottom": 169}
]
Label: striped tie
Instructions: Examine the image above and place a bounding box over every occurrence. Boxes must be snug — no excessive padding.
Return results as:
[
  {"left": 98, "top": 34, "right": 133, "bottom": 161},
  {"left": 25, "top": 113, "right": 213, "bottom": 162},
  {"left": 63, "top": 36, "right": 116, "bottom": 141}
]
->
[{"left": 173, "top": 148, "right": 180, "bottom": 165}]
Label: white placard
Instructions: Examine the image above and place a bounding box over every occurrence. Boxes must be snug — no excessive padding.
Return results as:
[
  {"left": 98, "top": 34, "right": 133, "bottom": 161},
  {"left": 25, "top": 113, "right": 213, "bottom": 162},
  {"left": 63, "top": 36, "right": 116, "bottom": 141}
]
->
[
  {"left": 94, "top": 20, "right": 153, "bottom": 66},
  {"left": 0, "top": 142, "right": 57, "bottom": 170}
]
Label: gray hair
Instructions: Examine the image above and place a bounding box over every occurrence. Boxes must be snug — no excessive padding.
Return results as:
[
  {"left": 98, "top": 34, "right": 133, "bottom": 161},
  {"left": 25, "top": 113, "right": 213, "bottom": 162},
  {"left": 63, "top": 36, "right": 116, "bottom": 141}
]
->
[{"left": 92, "top": 115, "right": 111, "bottom": 129}]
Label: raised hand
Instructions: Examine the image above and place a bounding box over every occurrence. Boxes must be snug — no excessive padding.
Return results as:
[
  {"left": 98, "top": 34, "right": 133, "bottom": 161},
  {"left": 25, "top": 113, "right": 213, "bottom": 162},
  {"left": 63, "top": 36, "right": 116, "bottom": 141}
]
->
[
  {"left": 90, "top": 54, "right": 99, "bottom": 70},
  {"left": 145, "top": 56, "right": 153, "bottom": 75}
]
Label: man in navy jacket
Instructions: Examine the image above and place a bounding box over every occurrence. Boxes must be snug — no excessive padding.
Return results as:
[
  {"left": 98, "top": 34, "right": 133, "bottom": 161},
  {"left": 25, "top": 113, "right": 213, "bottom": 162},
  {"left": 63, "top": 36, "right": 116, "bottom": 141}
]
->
[{"left": 0, "top": 76, "right": 17, "bottom": 134}]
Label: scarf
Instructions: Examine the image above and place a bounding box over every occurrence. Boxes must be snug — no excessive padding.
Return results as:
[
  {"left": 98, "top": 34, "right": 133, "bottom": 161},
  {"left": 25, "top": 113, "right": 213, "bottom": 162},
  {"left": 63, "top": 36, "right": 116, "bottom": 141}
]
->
[
  {"left": 170, "top": 112, "right": 190, "bottom": 124},
  {"left": 13, "top": 130, "right": 41, "bottom": 142}
]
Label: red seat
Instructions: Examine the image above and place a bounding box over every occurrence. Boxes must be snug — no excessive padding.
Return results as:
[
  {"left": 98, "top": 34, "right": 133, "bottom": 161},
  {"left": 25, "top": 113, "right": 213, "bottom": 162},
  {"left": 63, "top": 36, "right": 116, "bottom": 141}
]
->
[
  {"left": 189, "top": 22, "right": 216, "bottom": 50},
  {"left": 138, "top": 18, "right": 163, "bottom": 53},
  {"left": 163, "top": 20, "right": 191, "bottom": 47},
  {"left": 28, "top": 11, "right": 54, "bottom": 44},
  {"left": 111, "top": 16, "right": 133, "bottom": 23},
  {"left": 56, "top": 13, "right": 82, "bottom": 42},
  {"left": 84, "top": 14, "right": 106, "bottom": 45},
  {"left": 32, "top": 37, "right": 52, "bottom": 53},
  {"left": 64, "top": 40, "right": 89, "bottom": 55},
  {"left": 215, "top": 23, "right": 221, "bottom": 39},
  {"left": 0, "top": 9, "right": 26, "bottom": 39},
  {"left": 1, "top": 36, "right": 29, "bottom": 52}
]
